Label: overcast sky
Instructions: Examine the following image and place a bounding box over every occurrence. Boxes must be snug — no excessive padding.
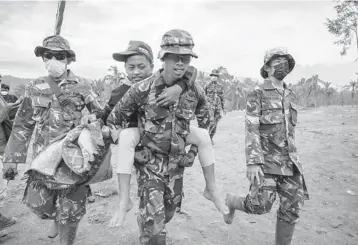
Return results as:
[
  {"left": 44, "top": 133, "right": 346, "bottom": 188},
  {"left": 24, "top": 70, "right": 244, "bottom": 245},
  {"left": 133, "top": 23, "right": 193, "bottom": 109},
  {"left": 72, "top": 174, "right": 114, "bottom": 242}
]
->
[{"left": 0, "top": 0, "right": 357, "bottom": 86}]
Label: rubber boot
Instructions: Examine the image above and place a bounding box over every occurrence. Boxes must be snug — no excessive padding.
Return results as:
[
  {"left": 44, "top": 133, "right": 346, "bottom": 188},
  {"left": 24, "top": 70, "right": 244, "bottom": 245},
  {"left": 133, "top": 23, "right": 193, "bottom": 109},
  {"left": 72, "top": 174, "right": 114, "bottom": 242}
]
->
[
  {"left": 223, "top": 194, "right": 245, "bottom": 224},
  {"left": 47, "top": 220, "right": 59, "bottom": 238},
  {"left": 59, "top": 222, "right": 79, "bottom": 245},
  {"left": 275, "top": 218, "right": 295, "bottom": 245},
  {"left": 0, "top": 213, "right": 16, "bottom": 229},
  {"left": 175, "top": 192, "right": 188, "bottom": 215}
]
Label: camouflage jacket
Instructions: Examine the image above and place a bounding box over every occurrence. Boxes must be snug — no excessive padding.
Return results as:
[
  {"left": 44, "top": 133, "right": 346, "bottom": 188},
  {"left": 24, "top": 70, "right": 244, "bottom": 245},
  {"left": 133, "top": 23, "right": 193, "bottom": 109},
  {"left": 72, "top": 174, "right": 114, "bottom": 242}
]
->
[
  {"left": 107, "top": 67, "right": 212, "bottom": 175},
  {"left": 102, "top": 77, "right": 136, "bottom": 126},
  {"left": 3, "top": 70, "right": 102, "bottom": 164},
  {"left": 0, "top": 94, "right": 8, "bottom": 123},
  {"left": 245, "top": 79, "right": 302, "bottom": 176},
  {"left": 102, "top": 76, "right": 188, "bottom": 125},
  {"left": 2, "top": 94, "right": 18, "bottom": 104},
  {"left": 205, "top": 81, "right": 225, "bottom": 110}
]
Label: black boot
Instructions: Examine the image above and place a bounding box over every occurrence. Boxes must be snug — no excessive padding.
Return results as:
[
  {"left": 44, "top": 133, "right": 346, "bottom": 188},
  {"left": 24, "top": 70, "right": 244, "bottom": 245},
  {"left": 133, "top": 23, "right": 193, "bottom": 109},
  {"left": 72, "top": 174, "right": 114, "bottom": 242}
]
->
[{"left": 275, "top": 218, "right": 295, "bottom": 245}]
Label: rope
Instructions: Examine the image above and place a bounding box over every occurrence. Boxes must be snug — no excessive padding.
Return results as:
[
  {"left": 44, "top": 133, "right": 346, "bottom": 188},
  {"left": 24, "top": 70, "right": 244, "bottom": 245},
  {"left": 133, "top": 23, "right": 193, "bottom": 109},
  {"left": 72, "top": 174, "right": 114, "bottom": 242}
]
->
[{"left": 54, "top": 0, "right": 66, "bottom": 35}]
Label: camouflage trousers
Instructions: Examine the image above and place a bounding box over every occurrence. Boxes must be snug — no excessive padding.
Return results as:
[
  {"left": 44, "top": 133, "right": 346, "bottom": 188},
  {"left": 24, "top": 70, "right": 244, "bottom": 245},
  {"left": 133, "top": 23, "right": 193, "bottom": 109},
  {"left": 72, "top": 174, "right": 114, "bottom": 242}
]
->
[
  {"left": 209, "top": 106, "right": 222, "bottom": 139},
  {"left": 23, "top": 178, "right": 90, "bottom": 225},
  {"left": 135, "top": 154, "right": 184, "bottom": 245},
  {"left": 243, "top": 169, "right": 307, "bottom": 224}
]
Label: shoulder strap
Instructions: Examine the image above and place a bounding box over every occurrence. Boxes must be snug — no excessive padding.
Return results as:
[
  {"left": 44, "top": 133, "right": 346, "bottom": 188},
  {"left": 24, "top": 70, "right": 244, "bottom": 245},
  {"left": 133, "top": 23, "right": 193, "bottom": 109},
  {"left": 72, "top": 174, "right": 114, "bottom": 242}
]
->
[
  {"left": 45, "top": 76, "right": 74, "bottom": 114},
  {"left": 186, "top": 66, "right": 197, "bottom": 85},
  {"left": 45, "top": 76, "right": 63, "bottom": 98}
]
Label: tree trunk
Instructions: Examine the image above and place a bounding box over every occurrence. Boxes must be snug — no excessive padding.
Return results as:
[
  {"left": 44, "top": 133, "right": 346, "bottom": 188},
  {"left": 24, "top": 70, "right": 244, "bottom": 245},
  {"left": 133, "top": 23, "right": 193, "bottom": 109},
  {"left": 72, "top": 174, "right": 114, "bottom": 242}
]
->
[{"left": 356, "top": 22, "right": 358, "bottom": 52}]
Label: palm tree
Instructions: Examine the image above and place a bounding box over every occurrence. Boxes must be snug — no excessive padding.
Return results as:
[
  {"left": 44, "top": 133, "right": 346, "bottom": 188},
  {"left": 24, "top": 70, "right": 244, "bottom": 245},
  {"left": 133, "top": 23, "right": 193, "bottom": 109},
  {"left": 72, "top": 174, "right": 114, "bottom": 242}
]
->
[
  {"left": 107, "top": 65, "right": 125, "bottom": 88},
  {"left": 109, "top": 65, "right": 119, "bottom": 77},
  {"left": 12, "top": 84, "right": 26, "bottom": 98},
  {"left": 90, "top": 78, "right": 108, "bottom": 107},
  {"left": 316, "top": 78, "right": 335, "bottom": 106},
  {"left": 196, "top": 70, "right": 210, "bottom": 88}
]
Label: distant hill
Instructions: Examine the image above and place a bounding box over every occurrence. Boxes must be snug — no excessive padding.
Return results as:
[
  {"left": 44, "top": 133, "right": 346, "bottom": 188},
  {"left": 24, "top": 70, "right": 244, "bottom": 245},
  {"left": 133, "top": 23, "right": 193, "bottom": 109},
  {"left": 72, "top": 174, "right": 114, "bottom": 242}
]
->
[{"left": 1, "top": 75, "right": 33, "bottom": 93}]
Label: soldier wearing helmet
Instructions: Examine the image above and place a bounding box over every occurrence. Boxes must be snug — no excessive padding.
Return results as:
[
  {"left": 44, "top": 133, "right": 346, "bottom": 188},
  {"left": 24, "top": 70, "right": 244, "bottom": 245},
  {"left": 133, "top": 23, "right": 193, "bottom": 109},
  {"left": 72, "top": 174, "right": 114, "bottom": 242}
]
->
[
  {"left": 224, "top": 47, "right": 309, "bottom": 245},
  {"left": 2, "top": 35, "right": 105, "bottom": 244},
  {"left": 107, "top": 29, "right": 227, "bottom": 244},
  {"left": 205, "top": 69, "right": 225, "bottom": 144}
]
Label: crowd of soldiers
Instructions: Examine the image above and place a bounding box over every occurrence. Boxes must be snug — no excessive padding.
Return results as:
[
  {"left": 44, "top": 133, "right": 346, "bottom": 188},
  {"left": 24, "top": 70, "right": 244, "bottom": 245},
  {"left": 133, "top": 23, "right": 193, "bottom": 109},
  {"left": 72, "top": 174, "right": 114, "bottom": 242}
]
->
[{"left": 0, "top": 29, "right": 308, "bottom": 245}]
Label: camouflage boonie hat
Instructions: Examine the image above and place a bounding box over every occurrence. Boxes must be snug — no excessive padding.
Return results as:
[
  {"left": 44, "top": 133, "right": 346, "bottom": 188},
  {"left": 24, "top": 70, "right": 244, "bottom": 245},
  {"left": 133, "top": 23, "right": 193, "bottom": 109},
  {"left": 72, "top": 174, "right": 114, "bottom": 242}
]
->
[
  {"left": 260, "top": 47, "right": 295, "bottom": 79},
  {"left": 34, "top": 35, "right": 76, "bottom": 62},
  {"left": 210, "top": 69, "right": 220, "bottom": 77},
  {"left": 157, "top": 29, "right": 198, "bottom": 59}
]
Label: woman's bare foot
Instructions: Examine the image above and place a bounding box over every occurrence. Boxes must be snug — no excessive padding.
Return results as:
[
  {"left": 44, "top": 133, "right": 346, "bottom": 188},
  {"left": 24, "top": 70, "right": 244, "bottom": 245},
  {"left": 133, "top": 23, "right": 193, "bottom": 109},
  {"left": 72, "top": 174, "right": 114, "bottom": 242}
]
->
[
  {"left": 203, "top": 187, "right": 229, "bottom": 215},
  {"left": 201, "top": 164, "right": 228, "bottom": 215},
  {"left": 108, "top": 198, "right": 134, "bottom": 227}
]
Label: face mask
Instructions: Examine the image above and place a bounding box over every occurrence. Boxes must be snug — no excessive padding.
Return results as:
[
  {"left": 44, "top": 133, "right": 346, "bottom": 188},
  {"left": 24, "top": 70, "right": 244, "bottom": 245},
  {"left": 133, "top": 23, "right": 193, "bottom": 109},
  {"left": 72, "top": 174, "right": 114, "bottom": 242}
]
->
[
  {"left": 272, "top": 61, "right": 289, "bottom": 81},
  {"left": 210, "top": 76, "right": 218, "bottom": 82},
  {"left": 1, "top": 91, "right": 8, "bottom": 96},
  {"left": 45, "top": 59, "right": 67, "bottom": 78}
]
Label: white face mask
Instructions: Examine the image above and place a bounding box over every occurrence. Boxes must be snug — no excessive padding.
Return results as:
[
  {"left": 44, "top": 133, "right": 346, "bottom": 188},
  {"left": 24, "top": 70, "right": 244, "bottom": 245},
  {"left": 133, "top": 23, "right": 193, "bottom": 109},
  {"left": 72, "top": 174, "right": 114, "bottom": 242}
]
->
[
  {"left": 210, "top": 76, "right": 218, "bottom": 82},
  {"left": 1, "top": 91, "right": 8, "bottom": 96},
  {"left": 44, "top": 59, "right": 67, "bottom": 78}
]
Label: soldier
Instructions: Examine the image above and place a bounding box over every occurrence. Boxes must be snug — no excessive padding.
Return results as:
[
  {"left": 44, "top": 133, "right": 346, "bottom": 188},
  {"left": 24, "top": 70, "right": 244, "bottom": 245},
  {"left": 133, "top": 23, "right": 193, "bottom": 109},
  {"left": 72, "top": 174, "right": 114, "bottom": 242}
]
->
[
  {"left": 107, "top": 29, "right": 223, "bottom": 244},
  {"left": 0, "top": 79, "right": 16, "bottom": 237},
  {"left": 104, "top": 41, "right": 184, "bottom": 119},
  {"left": 224, "top": 48, "right": 309, "bottom": 245},
  {"left": 2, "top": 35, "right": 106, "bottom": 245},
  {"left": 101, "top": 40, "right": 188, "bottom": 225},
  {"left": 0, "top": 83, "right": 23, "bottom": 123},
  {"left": 1, "top": 84, "right": 18, "bottom": 104},
  {"left": 0, "top": 79, "right": 9, "bottom": 157},
  {"left": 100, "top": 40, "right": 227, "bottom": 228},
  {"left": 205, "top": 69, "right": 225, "bottom": 144}
]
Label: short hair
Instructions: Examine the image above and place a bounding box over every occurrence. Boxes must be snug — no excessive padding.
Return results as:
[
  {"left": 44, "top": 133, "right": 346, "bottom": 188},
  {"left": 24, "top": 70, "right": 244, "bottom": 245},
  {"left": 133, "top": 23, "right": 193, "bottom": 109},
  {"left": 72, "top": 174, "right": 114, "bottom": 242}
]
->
[{"left": 1, "top": 84, "right": 10, "bottom": 90}]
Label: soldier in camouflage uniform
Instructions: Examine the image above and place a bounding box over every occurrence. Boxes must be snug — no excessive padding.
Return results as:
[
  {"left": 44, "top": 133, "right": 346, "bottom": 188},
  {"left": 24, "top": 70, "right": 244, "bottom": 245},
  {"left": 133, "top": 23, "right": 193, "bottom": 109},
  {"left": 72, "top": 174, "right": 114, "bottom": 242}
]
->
[
  {"left": 205, "top": 69, "right": 225, "bottom": 144},
  {"left": 224, "top": 48, "right": 309, "bottom": 245},
  {"left": 0, "top": 78, "right": 17, "bottom": 238},
  {"left": 107, "top": 29, "right": 217, "bottom": 245},
  {"left": 2, "top": 35, "right": 104, "bottom": 245},
  {"left": 100, "top": 40, "right": 187, "bottom": 227},
  {"left": 104, "top": 40, "right": 228, "bottom": 228}
]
